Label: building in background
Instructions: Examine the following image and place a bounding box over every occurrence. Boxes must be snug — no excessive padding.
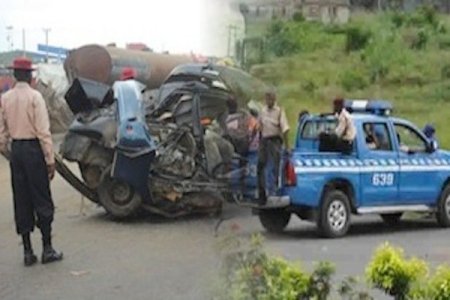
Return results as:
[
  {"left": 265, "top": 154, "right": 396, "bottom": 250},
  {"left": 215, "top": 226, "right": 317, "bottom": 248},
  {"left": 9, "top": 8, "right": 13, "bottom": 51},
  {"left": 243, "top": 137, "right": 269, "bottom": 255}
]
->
[
  {"left": 302, "top": 0, "right": 350, "bottom": 24},
  {"left": 239, "top": 0, "right": 351, "bottom": 24}
]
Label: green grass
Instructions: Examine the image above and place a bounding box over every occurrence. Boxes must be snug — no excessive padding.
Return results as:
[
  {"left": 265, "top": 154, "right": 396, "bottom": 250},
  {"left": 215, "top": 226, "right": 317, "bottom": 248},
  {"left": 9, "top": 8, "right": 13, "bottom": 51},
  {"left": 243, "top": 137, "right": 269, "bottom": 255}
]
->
[{"left": 246, "top": 10, "right": 450, "bottom": 148}]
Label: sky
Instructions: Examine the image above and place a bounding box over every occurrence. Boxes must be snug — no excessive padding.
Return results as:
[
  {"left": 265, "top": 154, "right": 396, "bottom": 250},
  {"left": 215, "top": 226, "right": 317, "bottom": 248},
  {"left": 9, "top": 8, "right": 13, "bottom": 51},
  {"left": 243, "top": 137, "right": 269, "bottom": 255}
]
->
[{"left": 0, "top": 0, "right": 244, "bottom": 56}]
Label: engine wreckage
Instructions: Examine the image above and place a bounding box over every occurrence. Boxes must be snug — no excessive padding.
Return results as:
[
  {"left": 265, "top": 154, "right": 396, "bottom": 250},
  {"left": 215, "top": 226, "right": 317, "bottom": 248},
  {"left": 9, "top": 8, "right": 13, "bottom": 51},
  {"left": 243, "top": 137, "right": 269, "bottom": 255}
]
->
[{"left": 54, "top": 46, "right": 267, "bottom": 219}]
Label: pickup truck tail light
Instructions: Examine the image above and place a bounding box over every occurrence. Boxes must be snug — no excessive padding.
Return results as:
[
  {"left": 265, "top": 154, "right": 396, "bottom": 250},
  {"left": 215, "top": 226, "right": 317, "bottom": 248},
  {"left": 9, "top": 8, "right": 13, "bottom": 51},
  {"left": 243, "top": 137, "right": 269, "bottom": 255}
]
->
[{"left": 284, "top": 160, "right": 297, "bottom": 187}]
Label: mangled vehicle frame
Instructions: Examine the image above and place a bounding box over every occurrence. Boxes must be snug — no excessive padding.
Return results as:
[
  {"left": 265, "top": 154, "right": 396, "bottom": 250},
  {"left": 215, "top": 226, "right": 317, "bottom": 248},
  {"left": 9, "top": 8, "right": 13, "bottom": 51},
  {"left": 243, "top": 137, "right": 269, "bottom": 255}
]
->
[{"left": 56, "top": 48, "right": 267, "bottom": 219}]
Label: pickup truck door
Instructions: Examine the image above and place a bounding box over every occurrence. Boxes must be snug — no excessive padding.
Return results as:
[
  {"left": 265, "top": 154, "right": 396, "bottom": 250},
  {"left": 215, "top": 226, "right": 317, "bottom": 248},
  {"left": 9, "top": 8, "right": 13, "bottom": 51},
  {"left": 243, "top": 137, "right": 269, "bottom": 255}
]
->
[
  {"left": 394, "top": 123, "right": 440, "bottom": 204},
  {"left": 359, "top": 122, "right": 400, "bottom": 205}
]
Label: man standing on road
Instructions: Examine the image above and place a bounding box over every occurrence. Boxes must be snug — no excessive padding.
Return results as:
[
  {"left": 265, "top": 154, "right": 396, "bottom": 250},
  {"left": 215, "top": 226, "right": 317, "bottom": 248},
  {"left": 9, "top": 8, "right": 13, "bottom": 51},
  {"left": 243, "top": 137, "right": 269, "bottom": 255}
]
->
[
  {"left": 0, "top": 57, "right": 63, "bottom": 266},
  {"left": 257, "top": 89, "right": 290, "bottom": 205}
]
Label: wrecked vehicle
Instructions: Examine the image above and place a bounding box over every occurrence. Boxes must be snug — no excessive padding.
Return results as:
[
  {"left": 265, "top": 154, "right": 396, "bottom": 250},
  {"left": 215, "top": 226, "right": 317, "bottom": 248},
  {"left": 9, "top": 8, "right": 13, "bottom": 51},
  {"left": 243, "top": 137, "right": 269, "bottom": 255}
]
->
[{"left": 56, "top": 63, "right": 268, "bottom": 218}]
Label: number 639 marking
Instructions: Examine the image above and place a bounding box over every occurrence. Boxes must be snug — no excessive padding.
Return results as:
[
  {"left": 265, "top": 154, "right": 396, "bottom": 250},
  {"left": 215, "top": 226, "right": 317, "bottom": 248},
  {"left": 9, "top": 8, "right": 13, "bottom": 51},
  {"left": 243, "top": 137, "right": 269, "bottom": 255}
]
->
[{"left": 372, "top": 173, "right": 394, "bottom": 186}]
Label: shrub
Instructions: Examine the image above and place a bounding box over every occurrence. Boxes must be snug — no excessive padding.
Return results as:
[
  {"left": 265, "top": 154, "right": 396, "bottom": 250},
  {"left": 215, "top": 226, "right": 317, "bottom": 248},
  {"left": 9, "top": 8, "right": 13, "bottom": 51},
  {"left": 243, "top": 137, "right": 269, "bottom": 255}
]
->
[
  {"left": 340, "top": 70, "right": 368, "bottom": 91},
  {"left": 339, "top": 276, "right": 374, "bottom": 300},
  {"left": 411, "top": 28, "right": 429, "bottom": 50},
  {"left": 215, "top": 232, "right": 310, "bottom": 300},
  {"left": 428, "top": 265, "right": 450, "bottom": 300},
  {"left": 216, "top": 233, "right": 450, "bottom": 300},
  {"left": 308, "top": 261, "right": 336, "bottom": 300},
  {"left": 266, "top": 21, "right": 301, "bottom": 57},
  {"left": 362, "top": 31, "right": 412, "bottom": 83},
  {"left": 406, "top": 5, "right": 439, "bottom": 29},
  {"left": 441, "top": 65, "right": 450, "bottom": 80},
  {"left": 391, "top": 12, "right": 406, "bottom": 28},
  {"left": 292, "top": 11, "right": 305, "bottom": 23},
  {"left": 345, "top": 26, "right": 372, "bottom": 52},
  {"left": 417, "top": 5, "right": 438, "bottom": 28},
  {"left": 366, "top": 242, "right": 428, "bottom": 300}
]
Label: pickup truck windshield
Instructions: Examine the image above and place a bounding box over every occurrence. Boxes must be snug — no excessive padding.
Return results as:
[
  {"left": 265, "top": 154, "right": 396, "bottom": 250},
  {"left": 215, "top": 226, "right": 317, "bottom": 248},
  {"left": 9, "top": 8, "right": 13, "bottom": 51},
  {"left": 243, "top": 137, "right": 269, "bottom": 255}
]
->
[{"left": 394, "top": 123, "right": 427, "bottom": 153}]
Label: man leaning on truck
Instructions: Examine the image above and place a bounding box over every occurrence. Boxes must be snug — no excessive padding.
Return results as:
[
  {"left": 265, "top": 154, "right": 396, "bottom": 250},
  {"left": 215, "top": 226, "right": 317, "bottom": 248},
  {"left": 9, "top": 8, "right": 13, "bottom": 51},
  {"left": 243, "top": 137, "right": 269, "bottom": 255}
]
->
[{"left": 333, "top": 98, "right": 356, "bottom": 154}]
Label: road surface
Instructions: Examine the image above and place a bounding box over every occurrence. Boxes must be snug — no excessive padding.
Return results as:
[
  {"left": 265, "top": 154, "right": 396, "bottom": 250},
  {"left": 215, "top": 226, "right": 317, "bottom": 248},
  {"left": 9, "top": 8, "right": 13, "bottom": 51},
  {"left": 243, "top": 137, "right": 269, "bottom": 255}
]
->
[{"left": 1, "top": 158, "right": 449, "bottom": 300}]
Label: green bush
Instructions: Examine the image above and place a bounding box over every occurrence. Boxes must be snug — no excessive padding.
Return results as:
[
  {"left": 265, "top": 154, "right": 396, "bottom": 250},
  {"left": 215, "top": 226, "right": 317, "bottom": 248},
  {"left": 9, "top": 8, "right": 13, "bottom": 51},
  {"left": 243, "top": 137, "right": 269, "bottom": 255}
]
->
[
  {"left": 441, "top": 65, "right": 450, "bottom": 79},
  {"left": 391, "top": 12, "right": 406, "bottom": 28},
  {"left": 345, "top": 26, "right": 372, "bottom": 52},
  {"left": 365, "top": 242, "right": 428, "bottom": 300},
  {"left": 292, "top": 11, "right": 305, "bottom": 23},
  {"left": 362, "top": 31, "right": 413, "bottom": 83},
  {"left": 308, "top": 261, "right": 336, "bottom": 300},
  {"left": 215, "top": 232, "right": 310, "bottom": 300},
  {"left": 340, "top": 70, "right": 369, "bottom": 91},
  {"left": 339, "top": 276, "right": 374, "bottom": 300},
  {"left": 428, "top": 265, "right": 450, "bottom": 300},
  {"left": 216, "top": 232, "right": 450, "bottom": 300},
  {"left": 266, "top": 21, "right": 300, "bottom": 57},
  {"left": 412, "top": 28, "right": 429, "bottom": 50},
  {"left": 405, "top": 5, "right": 439, "bottom": 29}
]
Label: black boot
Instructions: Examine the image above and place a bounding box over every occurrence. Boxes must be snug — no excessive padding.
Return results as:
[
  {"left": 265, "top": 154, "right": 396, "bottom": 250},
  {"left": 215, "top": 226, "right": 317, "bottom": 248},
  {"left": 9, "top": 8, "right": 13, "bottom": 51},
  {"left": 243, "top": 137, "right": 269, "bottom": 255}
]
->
[
  {"left": 40, "top": 225, "right": 63, "bottom": 264},
  {"left": 41, "top": 246, "right": 63, "bottom": 264},
  {"left": 22, "top": 233, "right": 37, "bottom": 267}
]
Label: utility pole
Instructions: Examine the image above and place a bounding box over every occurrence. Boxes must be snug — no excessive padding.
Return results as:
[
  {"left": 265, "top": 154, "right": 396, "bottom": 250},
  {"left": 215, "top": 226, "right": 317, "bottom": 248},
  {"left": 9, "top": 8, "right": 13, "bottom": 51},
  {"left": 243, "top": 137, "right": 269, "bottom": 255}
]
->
[
  {"left": 227, "top": 25, "right": 231, "bottom": 57},
  {"left": 6, "top": 26, "right": 14, "bottom": 51},
  {"left": 43, "top": 28, "right": 51, "bottom": 62},
  {"left": 227, "top": 25, "right": 239, "bottom": 57},
  {"left": 22, "top": 28, "right": 26, "bottom": 56}
]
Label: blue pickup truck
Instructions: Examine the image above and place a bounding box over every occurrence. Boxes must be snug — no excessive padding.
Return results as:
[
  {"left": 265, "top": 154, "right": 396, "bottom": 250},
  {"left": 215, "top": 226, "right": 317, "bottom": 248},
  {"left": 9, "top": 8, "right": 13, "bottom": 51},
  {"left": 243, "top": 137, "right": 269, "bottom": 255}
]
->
[{"left": 250, "top": 100, "right": 450, "bottom": 238}]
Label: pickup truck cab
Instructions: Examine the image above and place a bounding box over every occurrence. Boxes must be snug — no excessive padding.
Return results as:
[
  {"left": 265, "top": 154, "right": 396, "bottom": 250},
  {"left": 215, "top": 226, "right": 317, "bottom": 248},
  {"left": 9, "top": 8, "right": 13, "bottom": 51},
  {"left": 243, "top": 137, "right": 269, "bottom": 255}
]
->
[{"left": 256, "top": 100, "right": 450, "bottom": 238}]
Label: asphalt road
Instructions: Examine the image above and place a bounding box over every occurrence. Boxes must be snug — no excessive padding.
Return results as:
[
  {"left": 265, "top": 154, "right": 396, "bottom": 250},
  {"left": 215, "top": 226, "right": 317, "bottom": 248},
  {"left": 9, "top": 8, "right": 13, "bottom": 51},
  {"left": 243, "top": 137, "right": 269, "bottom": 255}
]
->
[{"left": 1, "top": 158, "right": 449, "bottom": 300}]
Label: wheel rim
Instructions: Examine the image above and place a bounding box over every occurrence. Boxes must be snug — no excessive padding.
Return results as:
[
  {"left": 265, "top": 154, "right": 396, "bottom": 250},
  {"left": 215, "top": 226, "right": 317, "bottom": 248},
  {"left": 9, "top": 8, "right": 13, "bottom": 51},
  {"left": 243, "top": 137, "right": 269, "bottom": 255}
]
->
[
  {"left": 327, "top": 200, "right": 347, "bottom": 232},
  {"left": 108, "top": 179, "right": 134, "bottom": 206},
  {"left": 445, "top": 194, "right": 450, "bottom": 218}
]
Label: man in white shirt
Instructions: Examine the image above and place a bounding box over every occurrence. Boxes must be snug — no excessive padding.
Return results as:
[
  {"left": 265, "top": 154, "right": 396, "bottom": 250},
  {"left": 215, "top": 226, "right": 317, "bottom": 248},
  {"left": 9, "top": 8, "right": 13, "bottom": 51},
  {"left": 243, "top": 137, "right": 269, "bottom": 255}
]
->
[{"left": 333, "top": 98, "right": 356, "bottom": 154}]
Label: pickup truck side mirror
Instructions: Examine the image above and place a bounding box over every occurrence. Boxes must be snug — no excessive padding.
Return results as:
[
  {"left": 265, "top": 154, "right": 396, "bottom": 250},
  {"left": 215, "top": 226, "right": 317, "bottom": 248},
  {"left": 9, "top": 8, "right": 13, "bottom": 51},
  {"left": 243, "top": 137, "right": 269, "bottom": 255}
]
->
[{"left": 426, "top": 140, "right": 438, "bottom": 153}]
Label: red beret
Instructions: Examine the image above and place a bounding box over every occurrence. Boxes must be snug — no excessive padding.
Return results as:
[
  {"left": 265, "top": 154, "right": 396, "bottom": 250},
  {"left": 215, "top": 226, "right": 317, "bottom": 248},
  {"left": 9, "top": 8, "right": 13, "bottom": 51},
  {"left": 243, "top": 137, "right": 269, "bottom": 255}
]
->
[{"left": 8, "top": 57, "right": 35, "bottom": 71}]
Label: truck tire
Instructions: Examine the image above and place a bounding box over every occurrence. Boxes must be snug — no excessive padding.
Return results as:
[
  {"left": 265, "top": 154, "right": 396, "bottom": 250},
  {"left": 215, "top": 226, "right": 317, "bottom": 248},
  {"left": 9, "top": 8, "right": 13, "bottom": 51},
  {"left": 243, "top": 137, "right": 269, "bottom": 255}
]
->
[
  {"left": 259, "top": 209, "right": 291, "bottom": 233},
  {"left": 97, "top": 173, "right": 142, "bottom": 219},
  {"left": 318, "top": 190, "right": 351, "bottom": 238},
  {"left": 380, "top": 213, "right": 402, "bottom": 226},
  {"left": 436, "top": 185, "right": 450, "bottom": 227}
]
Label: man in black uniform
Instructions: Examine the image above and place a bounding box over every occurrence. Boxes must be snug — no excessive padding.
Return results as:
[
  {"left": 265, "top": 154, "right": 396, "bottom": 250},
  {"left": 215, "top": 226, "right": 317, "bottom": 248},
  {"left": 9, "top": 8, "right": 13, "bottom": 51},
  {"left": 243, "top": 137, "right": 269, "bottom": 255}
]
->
[{"left": 0, "top": 57, "right": 63, "bottom": 266}]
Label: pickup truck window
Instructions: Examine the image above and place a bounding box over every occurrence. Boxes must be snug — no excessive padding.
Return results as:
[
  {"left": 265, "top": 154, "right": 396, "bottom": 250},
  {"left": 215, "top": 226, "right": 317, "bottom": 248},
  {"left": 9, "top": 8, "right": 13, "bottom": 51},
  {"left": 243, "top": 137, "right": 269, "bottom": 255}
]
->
[
  {"left": 394, "top": 123, "right": 427, "bottom": 153},
  {"left": 363, "top": 122, "right": 392, "bottom": 151},
  {"left": 301, "top": 120, "right": 337, "bottom": 139}
]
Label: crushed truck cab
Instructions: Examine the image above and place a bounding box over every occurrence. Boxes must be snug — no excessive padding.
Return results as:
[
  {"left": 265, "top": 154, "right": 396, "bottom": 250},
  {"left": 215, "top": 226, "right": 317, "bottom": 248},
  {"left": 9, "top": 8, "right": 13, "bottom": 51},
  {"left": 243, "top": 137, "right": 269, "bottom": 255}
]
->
[{"left": 256, "top": 100, "right": 450, "bottom": 238}]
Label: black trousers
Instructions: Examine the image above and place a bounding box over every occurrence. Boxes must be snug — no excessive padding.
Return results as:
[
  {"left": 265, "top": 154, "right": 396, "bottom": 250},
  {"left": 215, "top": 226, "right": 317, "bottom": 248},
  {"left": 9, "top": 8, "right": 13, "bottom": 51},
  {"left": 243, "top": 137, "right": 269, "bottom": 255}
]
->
[
  {"left": 257, "top": 137, "right": 282, "bottom": 199},
  {"left": 10, "top": 140, "right": 54, "bottom": 235}
]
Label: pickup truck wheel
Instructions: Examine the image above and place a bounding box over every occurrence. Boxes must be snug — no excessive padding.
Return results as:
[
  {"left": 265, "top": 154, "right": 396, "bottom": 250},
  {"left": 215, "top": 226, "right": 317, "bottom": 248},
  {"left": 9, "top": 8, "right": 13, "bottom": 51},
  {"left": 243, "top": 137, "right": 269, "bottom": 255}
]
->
[
  {"left": 259, "top": 209, "right": 291, "bottom": 233},
  {"left": 436, "top": 185, "right": 450, "bottom": 227},
  {"left": 318, "top": 190, "right": 351, "bottom": 238},
  {"left": 380, "top": 213, "right": 402, "bottom": 226}
]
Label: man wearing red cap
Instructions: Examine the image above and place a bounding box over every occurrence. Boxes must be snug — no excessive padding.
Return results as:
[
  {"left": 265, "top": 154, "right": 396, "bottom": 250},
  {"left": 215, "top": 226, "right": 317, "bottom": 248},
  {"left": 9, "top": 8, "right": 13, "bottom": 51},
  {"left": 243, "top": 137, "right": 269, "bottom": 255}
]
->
[
  {"left": 120, "top": 67, "right": 136, "bottom": 81},
  {"left": 0, "top": 57, "right": 63, "bottom": 266}
]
